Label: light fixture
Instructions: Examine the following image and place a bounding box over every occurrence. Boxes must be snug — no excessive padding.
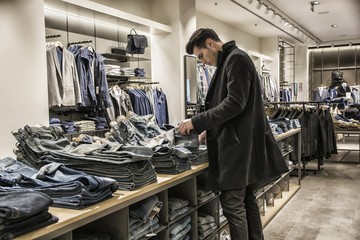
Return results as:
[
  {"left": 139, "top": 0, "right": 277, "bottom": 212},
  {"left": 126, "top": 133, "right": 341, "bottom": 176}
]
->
[
  {"left": 264, "top": 7, "right": 270, "bottom": 15},
  {"left": 284, "top": 21, "right": 289, "bottom": 26},
  {"left": 310, "top": 1, "right": 319, "bottom": 12},
  {"left": 331, "top": 24, "right": 337, "bottom": 28},
  {"left": 256, "top": 2, "right": 262, "bottom": 9},
  {"left": 248, "top": 0, "right": 253, "bottom": 4}
]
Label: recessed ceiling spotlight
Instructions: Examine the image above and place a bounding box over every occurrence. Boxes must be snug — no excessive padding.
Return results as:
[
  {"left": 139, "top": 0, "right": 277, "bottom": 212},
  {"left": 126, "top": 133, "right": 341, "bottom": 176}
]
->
[{"left": 331, "top": 24, "right": 337, "bottom": 28}]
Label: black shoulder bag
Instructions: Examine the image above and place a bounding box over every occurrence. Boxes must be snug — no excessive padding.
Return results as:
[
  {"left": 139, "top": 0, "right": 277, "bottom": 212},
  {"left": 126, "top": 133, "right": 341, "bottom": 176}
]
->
[{"left": 126, "top": 28, "right": 148, "bottom": 54}]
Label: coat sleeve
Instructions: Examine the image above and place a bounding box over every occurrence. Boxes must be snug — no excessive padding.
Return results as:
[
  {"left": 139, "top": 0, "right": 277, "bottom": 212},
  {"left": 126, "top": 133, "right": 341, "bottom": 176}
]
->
[{"left": 192, "top": 54, "right": 252, "bottom": 134}]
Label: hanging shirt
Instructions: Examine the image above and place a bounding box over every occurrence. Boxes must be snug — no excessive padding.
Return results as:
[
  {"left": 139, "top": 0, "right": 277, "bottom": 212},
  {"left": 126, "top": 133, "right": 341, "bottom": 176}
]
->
[{"left": 153, "top": 88, "right": 169, "bottom": 127}]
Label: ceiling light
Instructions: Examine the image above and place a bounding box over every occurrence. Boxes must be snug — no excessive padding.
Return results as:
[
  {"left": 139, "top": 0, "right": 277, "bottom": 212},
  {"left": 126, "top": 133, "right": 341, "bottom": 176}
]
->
[
  {"left": 318, "top": 11, "right": 329, "bottom": 14},
  {"left": 256, "top": 2, "right": 262, "bottom": 9},
  {"left": 310, "top": 1, "right": 319, "bottom": 12},
  {"left": 264, "top": 7, "right": 270, "bottom": 15},
  {"left": 331, "top": 24, "right": 337, "bottom": 28},
  {"left": 284, "top": 21, "right": 289, "bottom": 26},
  {"left": 248, "top": 0, "right": 253, "bottom": 4}
]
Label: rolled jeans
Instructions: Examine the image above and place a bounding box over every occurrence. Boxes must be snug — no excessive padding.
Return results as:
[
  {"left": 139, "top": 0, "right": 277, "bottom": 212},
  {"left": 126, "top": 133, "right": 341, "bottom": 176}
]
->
[{"left": 220, "top": 184, "right": 264, "bottom": 240}]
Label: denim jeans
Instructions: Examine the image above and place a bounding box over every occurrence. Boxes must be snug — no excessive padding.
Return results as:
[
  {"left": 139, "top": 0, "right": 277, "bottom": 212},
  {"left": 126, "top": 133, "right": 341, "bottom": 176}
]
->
[
  {"left": 170, "top": 223, "right": 191, "bottom": 240},
  {"left": 129, "top": 195, "right": 162, "bottom": 222},
  {"left": 169, "top": 215, "right": 191, "bottom": 237},
  {"left": 130, "top": 217, "right": 159, "bottom": 240},
  {"left": 169, "top": 207, "right": 191, "bottom": 221}
]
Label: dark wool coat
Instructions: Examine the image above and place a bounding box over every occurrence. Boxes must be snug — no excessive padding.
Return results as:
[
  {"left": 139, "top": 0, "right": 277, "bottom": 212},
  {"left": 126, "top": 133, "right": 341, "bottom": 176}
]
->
[{"left": 192, "top": 41, "right": 288, "bottom": 191}]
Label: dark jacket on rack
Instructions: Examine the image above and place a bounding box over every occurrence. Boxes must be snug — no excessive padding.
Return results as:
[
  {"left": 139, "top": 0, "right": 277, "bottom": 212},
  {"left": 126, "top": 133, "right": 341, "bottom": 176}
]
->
[{"left": 191, "top": 41, "right": 288, "bottom": 191}]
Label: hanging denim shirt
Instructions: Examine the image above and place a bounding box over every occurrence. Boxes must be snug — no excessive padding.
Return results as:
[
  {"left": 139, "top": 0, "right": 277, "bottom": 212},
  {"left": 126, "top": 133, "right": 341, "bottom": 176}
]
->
[
  {"left": 153, "top": 88, "right": 169, "bottom": 127},
  {"left": 73, "top": 47, "right": 97, "bottom": 107},
  {"left": 93, "top": 51, "right": 112, "bottom": 110}
]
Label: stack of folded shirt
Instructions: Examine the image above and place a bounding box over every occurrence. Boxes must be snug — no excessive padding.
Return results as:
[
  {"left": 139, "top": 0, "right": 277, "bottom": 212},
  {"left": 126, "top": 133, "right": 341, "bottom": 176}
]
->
[
  {"left": 129, "top": 195, "right": 162, "bottom": 240},
  {"left": 49, "top": 118, "right": 61, "bottom": 127},
  {"left": 168, "top": 197, "right": 191, "bottom": 221},
  {"left": 134, "top": 68, "right": 146, "bottom": 77},
  {"left": 0, "top": 158, "right": 119, "bottom": 209},
  {"left": 83, "top": 117, "right": 108, "bottom": 130},
  {"left": 74, "top": 120, "right": 96, "bottom": 132},
  {"left": 219, "top": 203, "right": 227, "bottom": 225},
  {"left": 151, "top": 146, "right": 191, "bottom": 175},
  {"left": 104, "top": 64, "right": 121, "bottom": 76},
  {"left": 61, "top": 120, "right": 77, "bottom": 133},
  {"left": 120, "top": 67, "right": 135, "bottom": 76},
  {"left": 197, "top": 186, "right": 216, "bottom": 205},
  {"left": 198, "top": 212, "right": 217, "bottom": 240},
  {"left": 0, "top": 191, "right": 58, "bottom": 240},
  {"left": 169, "top": 216, "right": 191, "bottom": 240}
]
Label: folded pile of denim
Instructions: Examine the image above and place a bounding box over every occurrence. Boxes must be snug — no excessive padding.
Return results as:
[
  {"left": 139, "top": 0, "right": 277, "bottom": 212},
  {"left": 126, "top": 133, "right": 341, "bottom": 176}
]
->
[
  {"left": 74, "top": 120, "right": 96, "bottom": 132},
  {"left": 61, "top": 120, "right": 77, "bottom": 134},
  {"left": 174, "top": 129, "right": 201, "bottom": 165},
  {"left": 197, "top": 186, "right": 216, "bottom": 205},
  {"left": 268, "top": 118, "right": 301, "bottom": 136},
  {"left": 49, "top": 118, "right": 61, "bottom": 127},
  {"left": 127, "top": 112, "right": 163, "bottom": 139},
  {"left": 198, "top": 212, "right": 217, "bottom": 240},
  {"left": 219, "top": 203, "right": 227, "bottom": 225},
  {"left": 168, "top": 197, "right": 191, "bottom": 221},
  {"left": 83, "top": 117, "right": 108, "bottom": 130},
  {"left": 12, "top": 125, "right": 71, "bottom": 169},
  {"left": 345, "top": 109, "right": 360, "bottom": 121},
  {"left": 278, "top": 142, "right": 287, "bottom": 155},
  {"left": 169, "top": 215, "right": 191, "bottom": 240},
  {"left": 0, "top": 191, "right": 58, "bottom": 240},
  {"left": 192, "top": 145, "right": 208, "bottom": 165},
  {"left": 41, "top": 144, "right": 157, "bottom": 191},
  {"left": 152, "top": 146, "right": 191, "bottom": 175},
  {"left": 129, "top": 195, "right": 162, "bottom": 240},
  {"left": 12, "top": 125, "right": 157, "bottom": 190},
  {"left": 134, "top": 68, "right": 146, "bottom": 77},
  {"left": 0, "top": 158, "right": 118, "bottom": 209}
]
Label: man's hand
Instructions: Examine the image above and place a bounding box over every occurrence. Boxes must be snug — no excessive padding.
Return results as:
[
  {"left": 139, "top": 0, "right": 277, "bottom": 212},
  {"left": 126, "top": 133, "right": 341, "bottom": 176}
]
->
[
  {"left": 178, "top": 119, "right": 194, "bottom": 135},
  {"left": 199, "top": 131, "right": 207, "bottom": 145}
]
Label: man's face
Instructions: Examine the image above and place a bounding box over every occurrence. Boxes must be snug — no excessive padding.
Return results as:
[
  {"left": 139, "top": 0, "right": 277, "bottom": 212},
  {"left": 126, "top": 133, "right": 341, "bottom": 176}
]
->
[{"left": 193, "top": 40, "right": 218, "bottom": 66}]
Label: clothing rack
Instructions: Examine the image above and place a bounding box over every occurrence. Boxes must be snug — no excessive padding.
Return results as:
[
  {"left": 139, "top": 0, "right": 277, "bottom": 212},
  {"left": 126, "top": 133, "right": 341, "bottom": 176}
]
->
[
  {"left": 118, "top": 81, "right": 159, "bottom": 85},
  {"left": 45, "top": 34, "right": 61, "bottom": 39},
  {"left": 67, "top": 40, "right": 93, "bottom": 47}
]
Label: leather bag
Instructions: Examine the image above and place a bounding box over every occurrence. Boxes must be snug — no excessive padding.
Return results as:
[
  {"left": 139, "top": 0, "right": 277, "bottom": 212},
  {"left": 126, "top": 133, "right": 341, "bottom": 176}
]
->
[{"left": 126, "top": 28, "right": 148, "bottom": 54}]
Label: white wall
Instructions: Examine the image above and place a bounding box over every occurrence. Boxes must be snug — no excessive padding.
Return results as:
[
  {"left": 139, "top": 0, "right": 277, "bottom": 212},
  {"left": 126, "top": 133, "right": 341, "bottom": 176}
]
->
[
  {"left": 261, "top": 37, "right": 280, "bottom": 89},
  {"left": 0, "top": 0, "right": 48, "bottom": 158},
  {"left": 196, "top": 11, "right": 260, "bottom": 53},
  {"left": 150, "top": 0, "right": 196, "bottom": 125},
  {"left": 295, "top": 46, "right": 309, "bottom": 101}
]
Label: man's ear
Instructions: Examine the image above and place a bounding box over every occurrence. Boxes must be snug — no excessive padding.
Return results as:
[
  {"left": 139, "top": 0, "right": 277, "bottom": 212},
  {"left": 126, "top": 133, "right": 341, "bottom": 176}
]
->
[{"left": 206, "top": 38, "right": 213, "bottom": 48}]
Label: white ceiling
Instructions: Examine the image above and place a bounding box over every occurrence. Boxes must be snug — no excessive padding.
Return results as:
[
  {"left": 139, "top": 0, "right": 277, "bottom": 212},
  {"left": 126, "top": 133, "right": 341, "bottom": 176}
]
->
[{"left": 196, "top": 0, "right": 360, "bottom": 45}]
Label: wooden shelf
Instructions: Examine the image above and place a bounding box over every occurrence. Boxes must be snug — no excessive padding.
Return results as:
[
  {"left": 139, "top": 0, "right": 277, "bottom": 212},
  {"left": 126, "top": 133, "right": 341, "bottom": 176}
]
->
[
  {"left": 15, "top": 164, "right": 208, "bottom": 240},
  {"left": 275, "top": 128, "right": 301, "bottom": 141},
  {"left": 261, "top": 184, "right": 301, "bottom": 228}
]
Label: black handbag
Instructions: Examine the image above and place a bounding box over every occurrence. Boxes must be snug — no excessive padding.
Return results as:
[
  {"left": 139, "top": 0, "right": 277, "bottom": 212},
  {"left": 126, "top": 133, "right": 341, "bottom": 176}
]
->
[
  {"left": 126, "top": 28, "right": 148, "bottom": 54},
  {"left": 331, "top": 71, "right": 343, "bottom": 81}
]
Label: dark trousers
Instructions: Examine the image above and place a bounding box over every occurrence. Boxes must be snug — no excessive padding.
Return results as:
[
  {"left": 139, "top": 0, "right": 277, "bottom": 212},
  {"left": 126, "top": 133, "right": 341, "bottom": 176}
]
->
[{"left": 220, "top": 185, "right": 264, "bottom": 240}]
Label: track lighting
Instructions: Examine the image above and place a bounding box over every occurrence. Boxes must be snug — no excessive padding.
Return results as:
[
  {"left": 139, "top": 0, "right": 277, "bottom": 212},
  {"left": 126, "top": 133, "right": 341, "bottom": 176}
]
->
[{"left": 310, "top": 1, "right": 319, "bottom": 12}]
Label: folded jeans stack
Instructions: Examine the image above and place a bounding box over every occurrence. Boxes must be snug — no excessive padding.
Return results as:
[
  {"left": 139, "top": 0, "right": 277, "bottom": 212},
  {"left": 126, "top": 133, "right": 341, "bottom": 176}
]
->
[
  {"left": 12, "top": 125, "right": 71, "bottom": 169},
  {"left": 197, "top": 186, "right": 216, "bottom": 205},
  {"left": 192, "top": 145, "right": 208, "bottom": 165},
  {"left": 0, "top": 158, "right": 118, "bottom": 209},
  {"left": 198, "top": 212, "right": 217, "bottom": 240},
  {"left": 12, "top": 125, "right": 157, "bottom": 191},
  {"left": 169, "top": 215, "right": 191, "bottom": 240},
  {"left": 0, "top": 191, "right": 58, "bottom": 240},
  {"left": 129, "top": 195, "right": 163, "bottom": 240},
  {"left": 61, "top": 120, "right": 77, "bottom": 134},
  {"left": 168, "top": 197, "right": 191, "bottom": 222},
  {"left": 152, "top": 146, "right": 191, "bottom": 175}
]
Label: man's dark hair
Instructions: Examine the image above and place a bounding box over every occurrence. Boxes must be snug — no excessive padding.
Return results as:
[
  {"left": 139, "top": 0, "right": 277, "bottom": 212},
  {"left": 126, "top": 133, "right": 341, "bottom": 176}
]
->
[{"left": 185, "top": 28, "right": 221, "bottom": 55}]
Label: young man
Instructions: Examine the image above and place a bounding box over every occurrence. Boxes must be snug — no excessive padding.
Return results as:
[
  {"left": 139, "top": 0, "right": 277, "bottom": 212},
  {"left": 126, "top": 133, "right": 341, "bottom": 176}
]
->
[{"left": 179, "top": 28, "right": 288, "bottom": 240}]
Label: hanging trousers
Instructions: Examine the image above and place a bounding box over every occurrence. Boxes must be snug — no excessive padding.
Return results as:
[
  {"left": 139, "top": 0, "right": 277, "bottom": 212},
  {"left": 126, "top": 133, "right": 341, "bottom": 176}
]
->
[{"left": 220, "top": 184, "right": 264, "bottom": 240}]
